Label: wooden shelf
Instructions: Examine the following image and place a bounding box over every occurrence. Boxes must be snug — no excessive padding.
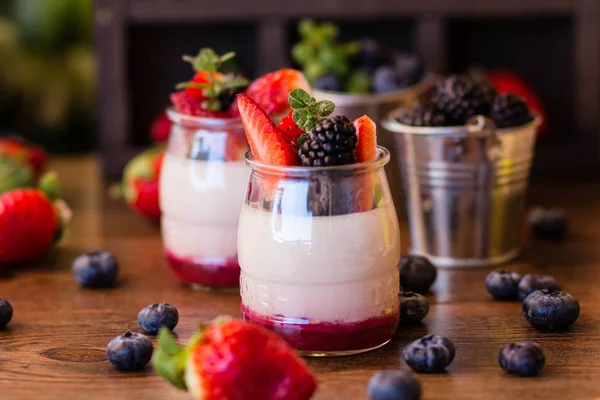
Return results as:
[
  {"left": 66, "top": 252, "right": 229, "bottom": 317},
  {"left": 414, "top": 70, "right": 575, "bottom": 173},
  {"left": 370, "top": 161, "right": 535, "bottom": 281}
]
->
[{"left": 95, "top": 0, "right": 599, "bottom": 179}]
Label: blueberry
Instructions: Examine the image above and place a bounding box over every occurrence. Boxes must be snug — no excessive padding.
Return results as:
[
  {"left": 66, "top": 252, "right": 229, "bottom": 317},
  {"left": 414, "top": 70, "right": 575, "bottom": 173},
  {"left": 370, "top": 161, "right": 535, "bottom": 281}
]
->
[
  {"left": 392, "top": 53, "right": 425, "bottom": 87},
  {"left": 72, "top": 251, "right": 119, "bottom": 288},
  {"left": 373, "top": 66, "right": 400, "bottom": 93},
  {"left": 367, "top": 370, "right": 421, "bottom": 400},
  {"left": 518, "top": 274, "right": 560, "bottom": 301},
  {"left": 137, "top": 303, "right": 179, "bottom": 334},
  {"left": 498, "top": 341, "right": 545, "bottom": 377},
  {"left": 398, "top": 255, "right": 437, "bottom": 294},
  {"left": 528, "top": 207, "right": 567, "bottom": 241},
  {"left": 398, "top": 292, "right": 429, "bottom": 324},
  {"left": 106, "top": 332, "right": 153, "bottom": 371},
  {"left": 522, "top": 289, "right": 580, "bottom": 331},
  {"left": 354, "top": 38, "right": 387, "bottom": 70},
  {"left": 0, "top": 298, "right": 13, "bottom": 329},
  {"left": 402, "top": 334, "right": 455, "bottom": 373},
  {"left": 314, "top": 73, "right": 342, "bottom": 92},
  {"left": 485, "top": 270, "right": 522, "bottom": 301}
]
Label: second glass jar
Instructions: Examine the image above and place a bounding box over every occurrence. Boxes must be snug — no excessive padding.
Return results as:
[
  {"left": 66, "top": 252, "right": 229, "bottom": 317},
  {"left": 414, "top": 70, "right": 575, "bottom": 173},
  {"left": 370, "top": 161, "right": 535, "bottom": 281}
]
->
[{"left": 160, "top": 110, "right": 249, "bottom": 289}]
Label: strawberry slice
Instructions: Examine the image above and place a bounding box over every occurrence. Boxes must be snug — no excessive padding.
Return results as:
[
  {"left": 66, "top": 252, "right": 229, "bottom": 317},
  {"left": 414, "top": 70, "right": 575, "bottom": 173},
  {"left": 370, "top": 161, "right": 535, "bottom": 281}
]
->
[
  {"left": 353, "top": 115, "right": 378, "bottom": 162},
  {"left": 237, "top": 94, "right": 297, "bottom": 166},
  {"left": 245, "top": 69, "right": 311, "bottom": 116},
  {"left": 277, "top": 110, "right": 305, "bottom": 143},
  {"left": 153, "top": 317, "right": 317, "bottom": 400},
  {"left": 171, "top": 91, "right": 230, "bottom": 118}
]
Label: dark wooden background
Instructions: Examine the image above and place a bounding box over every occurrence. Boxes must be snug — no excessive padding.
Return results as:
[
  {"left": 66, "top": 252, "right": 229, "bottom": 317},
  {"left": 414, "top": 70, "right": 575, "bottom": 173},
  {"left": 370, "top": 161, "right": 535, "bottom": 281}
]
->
[{"left": 95, "top": 0, "right": 600, "bottom": 179}]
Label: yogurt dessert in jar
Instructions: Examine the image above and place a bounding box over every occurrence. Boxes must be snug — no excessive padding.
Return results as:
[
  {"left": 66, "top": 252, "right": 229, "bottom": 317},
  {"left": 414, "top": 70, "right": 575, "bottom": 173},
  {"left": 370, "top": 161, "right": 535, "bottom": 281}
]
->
[
  {"left": 237, "top": 89, "right": 401, "bottom": 356},
  {"left": 160, "top": 48, "right": 311, "bottom": 289}
]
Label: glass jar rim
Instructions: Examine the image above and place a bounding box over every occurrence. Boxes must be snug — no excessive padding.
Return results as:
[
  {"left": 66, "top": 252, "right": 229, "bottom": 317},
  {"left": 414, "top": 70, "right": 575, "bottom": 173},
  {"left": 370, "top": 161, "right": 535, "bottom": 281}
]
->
[
  {"left": 245, "top": 146, "right": 391, "bottom": 177},
  {"left": 166, "top": 107, "right": 243, "bottom": 128}
]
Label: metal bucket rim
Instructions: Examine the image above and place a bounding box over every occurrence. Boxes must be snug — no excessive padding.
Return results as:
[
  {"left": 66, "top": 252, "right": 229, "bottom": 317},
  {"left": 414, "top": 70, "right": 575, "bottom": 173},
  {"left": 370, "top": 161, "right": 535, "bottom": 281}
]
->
[
  {"left": 313, "top": 74, "right": 435, "bottom": 107},
  {"left": 381, "top": 108, "right": 542, "bottom": 136}
]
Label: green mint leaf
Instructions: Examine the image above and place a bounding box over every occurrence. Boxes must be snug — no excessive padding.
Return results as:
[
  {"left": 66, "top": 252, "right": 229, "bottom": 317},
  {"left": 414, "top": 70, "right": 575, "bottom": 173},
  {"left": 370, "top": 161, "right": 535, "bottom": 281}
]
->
[
  {"left": 305, "top": 116, "right": 319, "bottom": 132},
  {"left": 221, "top": 75, "right": 249, "bottom": 90},
  {"left": 317, "top": 100, "right": 334, "bottom": 117},
  {"left": 289, "top": 98, "right": 306, "bottom": 110},
  {"left": 297, "top": 134, "right": 309, "bottom": 147},
  {"left": 219, "top": 51, "right": 236, "bottom": 63},
  {"left": 289, "top": 88, "right": 311, "bottom": 105},
  {"left": 175, "top": 81, "right": 210, "bottom": 90}
]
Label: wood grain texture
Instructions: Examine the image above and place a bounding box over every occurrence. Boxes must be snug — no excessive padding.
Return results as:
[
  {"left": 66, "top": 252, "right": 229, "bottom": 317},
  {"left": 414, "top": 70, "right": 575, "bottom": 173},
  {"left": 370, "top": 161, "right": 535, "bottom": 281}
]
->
[{"left": 2, "top": 156, "right": 600, "bottom": 399}]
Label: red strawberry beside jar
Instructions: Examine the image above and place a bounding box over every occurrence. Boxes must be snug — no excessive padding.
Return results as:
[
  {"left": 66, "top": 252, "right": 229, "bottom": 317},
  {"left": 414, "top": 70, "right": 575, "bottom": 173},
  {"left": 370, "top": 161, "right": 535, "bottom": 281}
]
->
[{"left": 0, "top": 173, "right": 70, "bottom": 266}]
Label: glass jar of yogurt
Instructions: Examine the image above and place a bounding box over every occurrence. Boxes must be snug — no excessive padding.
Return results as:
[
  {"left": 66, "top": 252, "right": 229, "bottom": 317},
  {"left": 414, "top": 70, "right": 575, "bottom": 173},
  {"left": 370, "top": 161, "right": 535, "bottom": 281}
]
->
[
  {"left": 238, "top": 146, "right": 401, "bottom": 356},
  {"left": 160, "top": 110, "right": 249, "bottom": 289}
]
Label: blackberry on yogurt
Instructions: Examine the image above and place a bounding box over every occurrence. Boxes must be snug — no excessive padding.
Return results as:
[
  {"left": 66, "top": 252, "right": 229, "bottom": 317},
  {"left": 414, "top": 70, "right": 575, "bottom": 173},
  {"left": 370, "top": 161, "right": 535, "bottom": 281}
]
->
[{"left": 298, "top": 115, "right": 357, "bottom": 167}]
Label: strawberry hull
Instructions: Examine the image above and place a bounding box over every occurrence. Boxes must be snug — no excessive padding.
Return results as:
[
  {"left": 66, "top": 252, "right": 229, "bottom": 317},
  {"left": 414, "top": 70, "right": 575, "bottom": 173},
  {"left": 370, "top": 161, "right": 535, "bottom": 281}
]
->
[
  {"left": 241, "top": 305, "right": 400, "bottom": 355},
  {"left": 164, "top": 249, "right": 240, "bottom": 288}
]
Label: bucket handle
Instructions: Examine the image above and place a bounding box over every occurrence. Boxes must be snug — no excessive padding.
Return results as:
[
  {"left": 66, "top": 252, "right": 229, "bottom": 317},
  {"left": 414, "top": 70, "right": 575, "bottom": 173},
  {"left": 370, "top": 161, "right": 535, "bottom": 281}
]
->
[{"left": 466, "top": 115, "right": 503, "bottom": 162}]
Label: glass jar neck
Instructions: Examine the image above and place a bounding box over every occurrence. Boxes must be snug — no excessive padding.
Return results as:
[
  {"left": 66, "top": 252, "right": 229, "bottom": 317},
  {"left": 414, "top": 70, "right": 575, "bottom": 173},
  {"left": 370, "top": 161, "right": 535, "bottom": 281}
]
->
[
  {"left": 167, "top": 108, "right": 243, "bottom": 130},
  {"left": 245, "top": 146, "right": 391, "bottom": 178}
]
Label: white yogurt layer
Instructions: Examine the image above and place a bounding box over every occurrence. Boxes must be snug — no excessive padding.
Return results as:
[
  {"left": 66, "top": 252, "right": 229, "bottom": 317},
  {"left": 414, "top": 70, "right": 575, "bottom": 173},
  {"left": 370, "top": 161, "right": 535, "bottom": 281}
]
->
[
  {"left": 160, "top": 153, "right": 249, "bottom": 259},
  {"left": 238, "top": 204, "right": 401, "bottom": 322}
]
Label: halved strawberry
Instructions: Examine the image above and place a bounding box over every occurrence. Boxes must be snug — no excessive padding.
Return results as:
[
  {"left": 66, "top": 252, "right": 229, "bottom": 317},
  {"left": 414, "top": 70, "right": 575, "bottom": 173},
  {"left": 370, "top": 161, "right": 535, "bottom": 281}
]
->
[
  {"left": 353, "top": 115, "right": 377, "bottom": 162},
  {"left": 237, "top": 94, "right": 297, "bottom": 166},
  {"left": 277, "top": 110, "right": 305, "bottom": 143},
  {"left": 245, "top": 69, "right": 311, "bottom": 116},
  {"left": 153, "top": 317, "right": 317, "bottom": 400}
]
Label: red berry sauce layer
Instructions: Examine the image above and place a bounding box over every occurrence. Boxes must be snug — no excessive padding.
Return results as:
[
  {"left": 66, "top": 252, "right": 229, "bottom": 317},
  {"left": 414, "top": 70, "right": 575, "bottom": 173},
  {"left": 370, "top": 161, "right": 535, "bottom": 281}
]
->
[
  {"left": 241, "top": 305, "right": 399, "bottom": 353},
  {"left": 164, "top": 249, "right": 240, "bottom": 288}
]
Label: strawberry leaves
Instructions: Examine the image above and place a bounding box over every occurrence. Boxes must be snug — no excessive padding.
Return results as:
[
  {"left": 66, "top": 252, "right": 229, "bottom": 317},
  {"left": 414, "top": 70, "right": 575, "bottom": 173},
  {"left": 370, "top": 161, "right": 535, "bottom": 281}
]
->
[
  {"left": 176, "top": 48, "right": 249, "bottom": 111},
  {"left": 289, "top": 88, "right": 335, "bottom": 132}
]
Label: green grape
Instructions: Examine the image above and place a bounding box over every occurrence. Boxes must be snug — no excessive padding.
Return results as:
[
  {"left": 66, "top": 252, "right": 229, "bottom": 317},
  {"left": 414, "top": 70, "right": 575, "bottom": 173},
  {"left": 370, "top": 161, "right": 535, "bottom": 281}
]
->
[
  {"left": 346, "top": 70, "right": 372, "bottom": 94},
  {"left": 304, "top": 61, "right": 326, "bottom": 84},
  {"left": 291, "top": 42, "right": 315, "bottom": 66},
  {"left": 319, "top": 23, "right": 339, "bottom": 42},
  {"left": 298, "top": 19, "right": 316, "bottom": 39}
]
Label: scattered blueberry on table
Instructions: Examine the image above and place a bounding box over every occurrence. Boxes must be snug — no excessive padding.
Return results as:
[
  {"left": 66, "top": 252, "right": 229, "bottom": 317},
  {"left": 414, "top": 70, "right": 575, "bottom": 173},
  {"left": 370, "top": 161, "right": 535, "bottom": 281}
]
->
[
  {"left": 398, "top": 255, "right": 437, "bottom": 294},
  {"left": 522, "top": 289, "right": 580, "bottom": 331},
  {"left": 367, "top": 370, "right": 421, "bottom": 400},
  {"left": 518, "top": 273, "right": 560, "bottom": 301},
  {"left": 498, "top": 341, "right": 545, "bottom": 377},
  {"left": 0, "top": 298, "right": 13, "bottom": 329},
  {"left": 398, "top": 292, "right": 429, "bottom": 324},
  {"left": 528, "top": 207, "right": 568, "bottom": 242},
  {"left": 485, "top": 270, "right": 522, "bottom": 301},
  {"left": 106, "top": 332, "right": 153, "bottom": 371},
  {"left": 402, "top": 334, "right": 455, "bottom": 373},
  {"left": 138, "top": 303, "right": 179, "bottom": 334},
  {"left": 72, "top": 251, "right": 119, "bottom": 288}
]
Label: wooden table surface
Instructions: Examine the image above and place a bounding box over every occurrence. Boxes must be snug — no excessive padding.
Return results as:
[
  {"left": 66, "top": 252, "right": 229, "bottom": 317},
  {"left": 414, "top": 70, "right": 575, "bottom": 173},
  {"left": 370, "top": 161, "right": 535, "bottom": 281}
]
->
[{"left": 2, "top": 156, "right": 600, "bottom": 400}]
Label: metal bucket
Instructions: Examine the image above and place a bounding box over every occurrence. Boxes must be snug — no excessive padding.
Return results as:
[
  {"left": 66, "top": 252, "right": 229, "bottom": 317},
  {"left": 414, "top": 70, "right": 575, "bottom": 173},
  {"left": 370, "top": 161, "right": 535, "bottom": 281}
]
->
[
  {"left": 314, "top": 78, "right": 433, "bottom": 215},
  {"left": 382, "top": 111, "right": 541, "bottom": 268}
]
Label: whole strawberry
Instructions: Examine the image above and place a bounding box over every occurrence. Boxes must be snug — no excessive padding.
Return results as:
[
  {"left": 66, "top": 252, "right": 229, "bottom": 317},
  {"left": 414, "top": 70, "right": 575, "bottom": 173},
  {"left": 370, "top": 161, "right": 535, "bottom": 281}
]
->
[
  {"left": 153, "top": 317, "right": 317, "bottom": 400},
  {"left": 0, "top": 136, "right": 47, "bottom": 179},
  {"left": 122, "top": 147, "right": 164, "bottom": 222},
  {"left": 0, "top": 187, "right": 58, "bottom": 265}
]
